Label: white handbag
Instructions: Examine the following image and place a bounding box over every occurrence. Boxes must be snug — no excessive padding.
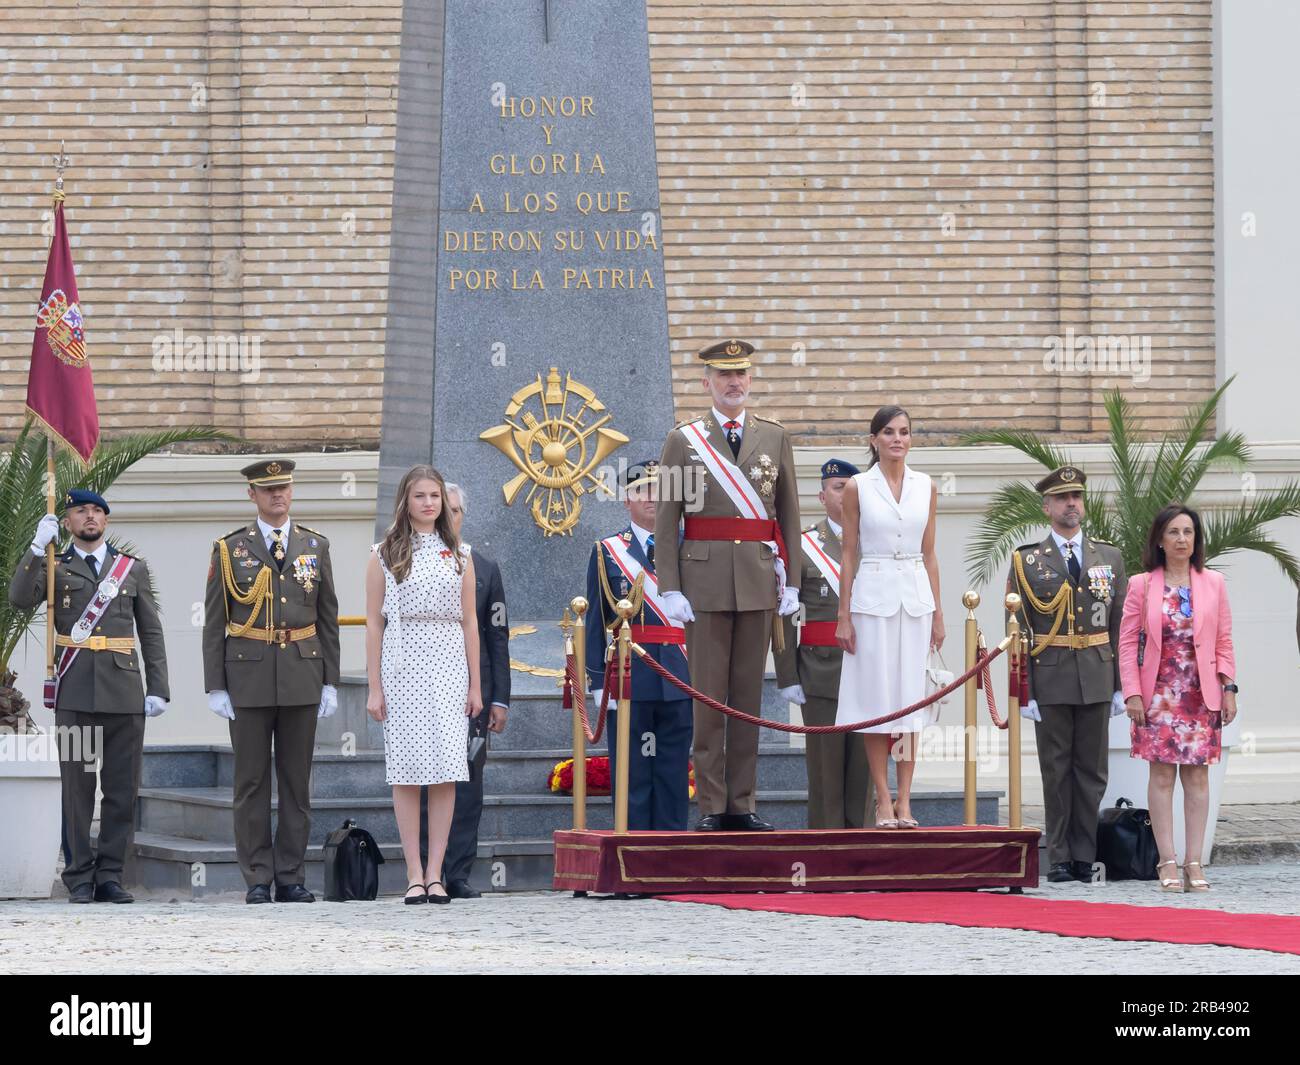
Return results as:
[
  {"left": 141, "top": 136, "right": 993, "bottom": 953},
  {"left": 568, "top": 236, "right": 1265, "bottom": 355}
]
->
[{"left": 923, "top": 650, "right": 955, "bottom": 726}]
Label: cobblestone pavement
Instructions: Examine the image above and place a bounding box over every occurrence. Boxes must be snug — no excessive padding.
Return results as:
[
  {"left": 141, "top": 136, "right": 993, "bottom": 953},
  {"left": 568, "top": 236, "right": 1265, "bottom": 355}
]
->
[{"left": 2, "top": 863, "right": 1298, "bottom": 975}]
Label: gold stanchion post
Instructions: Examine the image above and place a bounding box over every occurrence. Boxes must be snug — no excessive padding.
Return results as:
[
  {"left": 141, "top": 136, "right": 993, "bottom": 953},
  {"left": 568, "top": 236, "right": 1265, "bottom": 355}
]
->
[
  {"left": 613, "top": 598, "right": 634, "bottom": 834},
  {"left": 567, "top": 598, "right": 588, "bottom": 831},
  {"left": 962, "top": 590, "right": 980, "bottom": 826},
  {"left": 1004, "top": 592, "right": 1023, "bottom": 831}
]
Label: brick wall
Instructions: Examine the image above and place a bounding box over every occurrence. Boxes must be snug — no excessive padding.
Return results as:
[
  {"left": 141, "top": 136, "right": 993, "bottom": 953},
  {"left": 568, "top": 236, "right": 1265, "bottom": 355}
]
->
[{"left": 0, "top": 1, "right": 1213, "bottom": 448}]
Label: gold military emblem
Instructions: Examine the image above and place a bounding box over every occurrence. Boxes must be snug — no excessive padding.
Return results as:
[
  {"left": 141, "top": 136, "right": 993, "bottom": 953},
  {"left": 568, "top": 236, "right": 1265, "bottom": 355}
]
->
[
  {"left": 725, "top": 339, "right": 742, "bottom": 356},
  {"left": 1061, "top": 468, "right": 1075, "bottom": 481},
  {"left": 266, "top": 461, "right": 282, "bottom": 476},
  {"left": 480, "top": 367, "right": 628, "bottom": 537}
]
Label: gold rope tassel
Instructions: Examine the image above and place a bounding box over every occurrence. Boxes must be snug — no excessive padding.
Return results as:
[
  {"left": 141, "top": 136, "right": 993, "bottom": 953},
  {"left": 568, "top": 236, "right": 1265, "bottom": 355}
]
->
[
  {"left": 217, "top": 539, "right": 274, "bottom": 642},
  {"left": 1011, "top": 550, "right": 1073, "bottom": 656}
]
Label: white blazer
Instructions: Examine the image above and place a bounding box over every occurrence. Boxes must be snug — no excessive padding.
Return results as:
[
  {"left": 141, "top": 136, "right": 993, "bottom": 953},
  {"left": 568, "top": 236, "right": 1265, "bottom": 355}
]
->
[{"left": 849, "top": 464, "right": 935, "bottom": 618}]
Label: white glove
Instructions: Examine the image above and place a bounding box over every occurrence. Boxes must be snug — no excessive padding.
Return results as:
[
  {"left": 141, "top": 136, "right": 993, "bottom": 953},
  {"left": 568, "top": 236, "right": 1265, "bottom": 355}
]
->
[
  {"left": 30, "top": 513, "right": 60, "bottom": 553},
  {"left": 1110, "top": 690, "right": 1127, "bottom": 718},
  {"left": 208, "top": 690, "right": 235, "bottom": 720},
  {"left": 778, "top": 587, "right": 800, "bottom": 617},
  {"left": 1021, "top": 698, "right": 1041, "bottom": 722},
  {"left": 589, "top": 689, "right": 604, "bottom": 709},
  {"left": 778, "top": 684, "right": 806, "bottom": 705},
  {"left": 773, "top": 556, "right": 788, "bottom": 595},
  {"left": 317, "top": 684, "right": 338, "bottom": 719},
  {"left": 144, "top": 695, "right": 168, "bottom": 718},
  {"left": 661, "top": 590, "right": 695, "bottom": 624}
]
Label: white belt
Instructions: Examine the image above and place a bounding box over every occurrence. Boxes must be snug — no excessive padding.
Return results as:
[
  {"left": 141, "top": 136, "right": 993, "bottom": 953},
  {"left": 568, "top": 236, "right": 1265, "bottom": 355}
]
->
[{"left": 861, "top": 552, "right": 923, "bottom": 562}]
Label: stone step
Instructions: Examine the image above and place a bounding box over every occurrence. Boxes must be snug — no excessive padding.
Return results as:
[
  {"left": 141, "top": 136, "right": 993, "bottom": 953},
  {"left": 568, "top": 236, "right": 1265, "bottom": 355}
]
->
[
  {"left": 127, "top": 831, "right": 554, "bottom": 898},
  {"left": 136, "top": 784, "right": 1000, "bottom": 847}
]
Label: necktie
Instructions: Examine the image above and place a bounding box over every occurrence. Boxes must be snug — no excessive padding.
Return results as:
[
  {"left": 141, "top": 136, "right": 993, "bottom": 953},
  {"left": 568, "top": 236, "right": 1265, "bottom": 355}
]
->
[
  {"left": 1065, "top": 541, "right": 1081, "bottom": 584},
  {"left": 724, "top": 420, "right": 741, "bottom": 458},
  {"left": 645, "top": 534, "right": 655, "bottom": 567},
  {"left": 271, "top": 528, "right": 286, "bottom": 566},
  {"left": 86, "top": 554, "right": 99, "bottom": 579}
]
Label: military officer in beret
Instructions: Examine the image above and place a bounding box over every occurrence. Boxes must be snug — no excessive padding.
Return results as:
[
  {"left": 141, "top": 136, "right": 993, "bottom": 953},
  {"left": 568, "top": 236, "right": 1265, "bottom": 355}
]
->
[
  {"left": 1006, "top": 465, "right": 1127, "bottom": 884},
  {"left": 585, "top": 459, "right": 693, "bottom": 830},
  {"left": 774, "top": 459, "right": 873, "bottom": 829},
  {"left": 10, "top": 489, "right": 170, "bottom": 904},
  {"left": 203, "top": 459, "right": 340, "bottom": 904},
  {"left": 654, "top": 339, "right": 802, "bottom": 831}
]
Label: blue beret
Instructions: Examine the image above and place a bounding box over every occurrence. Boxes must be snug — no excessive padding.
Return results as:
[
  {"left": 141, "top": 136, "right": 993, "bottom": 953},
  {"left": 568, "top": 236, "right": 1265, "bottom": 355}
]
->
[
  {"left": 64, "top": 488, "right": 110, "bottom": 514},
  {"left": 623, "top": 459, "right": 659, "bottom": 489},
  {"left": 820, "top": 458, "right": 860, "bottom": 480}
]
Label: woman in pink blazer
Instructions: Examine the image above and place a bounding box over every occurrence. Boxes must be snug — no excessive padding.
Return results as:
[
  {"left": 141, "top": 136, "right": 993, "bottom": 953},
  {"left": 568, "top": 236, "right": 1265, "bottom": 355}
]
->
[{"left": 1118, "top": 504, "right": 1237, "bottom": 894}]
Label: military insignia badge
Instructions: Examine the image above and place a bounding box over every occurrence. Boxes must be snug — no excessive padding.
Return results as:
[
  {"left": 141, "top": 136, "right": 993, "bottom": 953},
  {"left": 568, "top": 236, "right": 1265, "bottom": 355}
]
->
[
  {"left": 233, "top": 542, "right": 249, "bottom": 559},
  {"left": 293, "top": 554, "right": 318, "bottom": 593},
  {"left": 820, "top": 581, "right": 829, "bottom": 598},
  {"left": 1088, "top": 564, "right": 1114, "bottom": 602},
  {"left": 748, "top": 453, "right": 778, "bottom": 498}
]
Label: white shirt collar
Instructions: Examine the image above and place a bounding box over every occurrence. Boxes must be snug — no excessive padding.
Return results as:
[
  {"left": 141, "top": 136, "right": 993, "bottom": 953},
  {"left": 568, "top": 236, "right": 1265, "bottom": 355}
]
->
[
  {"left": 826, "top": 517, "right": 843, "bottom": 540},
  {"left": 256, "top": 516, "right": 291, "bottom": 547},
  {"left": 1051, "top": 529, "right": 1083, "bottom": 556},
  {"left": 712, "top": 407, "right": 745, "bottom": 431},
  {"left": 629, "top": 522, "right": 653, "bottom": 554},
  {"left": 73, "top": 542, "right": 109, "bottom": 566}
]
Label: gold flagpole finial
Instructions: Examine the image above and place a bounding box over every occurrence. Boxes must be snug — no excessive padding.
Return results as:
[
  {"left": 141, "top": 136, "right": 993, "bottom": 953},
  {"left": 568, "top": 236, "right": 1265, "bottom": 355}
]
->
[{"left": 52, "top": 140, "right": 69, "bottom": 204}]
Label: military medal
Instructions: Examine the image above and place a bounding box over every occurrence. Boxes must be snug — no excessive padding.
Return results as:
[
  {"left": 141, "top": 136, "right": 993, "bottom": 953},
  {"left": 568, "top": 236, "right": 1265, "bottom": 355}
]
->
[
  {"left": 292, "top": 554, "right": 318, "bottom": 593},
  {"left": 748, "top": 453, "right": 778, "bottom": 498},
  {"left": 62, "top": 594, "right": 71, "bottom": 609},
  {"left": 1088, "top": 564, "right": 1114, "bottom": 603},
  {"left": 820, "top": 581, "right": 829, "bottom": 598}
]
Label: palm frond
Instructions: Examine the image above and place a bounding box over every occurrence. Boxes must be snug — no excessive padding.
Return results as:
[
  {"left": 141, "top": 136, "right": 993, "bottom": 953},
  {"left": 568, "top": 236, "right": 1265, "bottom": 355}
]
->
[
  {"left": 963, "top": 483, "right": 1049, "bottom": 586},
  {"left": 1200, "top": 483, "right": 1300, "bottom": 585},
  {"left": 958, "top": 429, "right": 1072, "bottom": 472}
]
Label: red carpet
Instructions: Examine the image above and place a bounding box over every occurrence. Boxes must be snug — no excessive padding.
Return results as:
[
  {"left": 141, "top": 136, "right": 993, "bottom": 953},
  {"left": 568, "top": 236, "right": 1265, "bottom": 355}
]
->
[{"left": 661, "top": 892, "right": 1300, "bottom": 956}]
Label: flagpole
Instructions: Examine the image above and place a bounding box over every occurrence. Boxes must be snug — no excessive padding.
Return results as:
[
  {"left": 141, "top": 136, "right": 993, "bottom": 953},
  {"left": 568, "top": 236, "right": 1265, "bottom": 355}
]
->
[{"left": 45, "top": 143, "right": 68, "bottom": 687}]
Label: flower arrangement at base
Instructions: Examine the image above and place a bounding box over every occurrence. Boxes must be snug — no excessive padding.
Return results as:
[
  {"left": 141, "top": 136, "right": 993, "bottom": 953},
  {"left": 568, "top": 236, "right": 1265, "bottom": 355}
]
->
[{"left": 549, "top": 756, "right": 611, "bottom": 796}]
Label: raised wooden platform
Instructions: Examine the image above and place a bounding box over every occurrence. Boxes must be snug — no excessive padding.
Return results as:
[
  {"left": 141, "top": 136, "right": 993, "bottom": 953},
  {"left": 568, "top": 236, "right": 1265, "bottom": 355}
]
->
[{"left": 553, "top": 826, "right": 1040, "bottom": 894}]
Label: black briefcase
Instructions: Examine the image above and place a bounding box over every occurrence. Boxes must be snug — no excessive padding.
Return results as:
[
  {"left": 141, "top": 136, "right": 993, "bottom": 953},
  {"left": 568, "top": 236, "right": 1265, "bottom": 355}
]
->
[
  {"left": 322, "top": 819, "right": 385, "bottom": 901},
  {"left": 1096, "top": 798, "right": 1159, "bottom": 881}
]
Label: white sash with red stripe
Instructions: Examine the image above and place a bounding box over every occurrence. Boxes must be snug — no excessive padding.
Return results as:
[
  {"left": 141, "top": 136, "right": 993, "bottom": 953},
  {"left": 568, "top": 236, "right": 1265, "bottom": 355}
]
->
[
  {"left": 801, "top": 528, "right": 841, "bottom": 594},
  {"left": 601, "top": 534, "right": 683, "bottom": 633},
  {"left": 49, "top": 552, "right": 136, "bottom": 703},
  {"left": 679, "top": 419, "right": 777, "bottom": 555}
]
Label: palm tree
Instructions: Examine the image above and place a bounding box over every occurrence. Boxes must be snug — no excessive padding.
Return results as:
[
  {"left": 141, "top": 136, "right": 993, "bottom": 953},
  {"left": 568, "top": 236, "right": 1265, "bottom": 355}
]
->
[
  {"left": 0, "top": 418, "right": 236, "bottom": 729},
  {"left": 961, "top": 377, "right": 1300, "bottom": 589}
]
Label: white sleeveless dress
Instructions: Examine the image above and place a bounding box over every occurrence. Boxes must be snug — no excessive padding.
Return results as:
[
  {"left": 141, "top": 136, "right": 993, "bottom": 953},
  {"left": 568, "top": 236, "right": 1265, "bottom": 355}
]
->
[
  {"left": 836, "top": 465, "right": 936, "bottom": 734},
  {"left": 374, "top": 532, "right": 471, "bottom": 785}
]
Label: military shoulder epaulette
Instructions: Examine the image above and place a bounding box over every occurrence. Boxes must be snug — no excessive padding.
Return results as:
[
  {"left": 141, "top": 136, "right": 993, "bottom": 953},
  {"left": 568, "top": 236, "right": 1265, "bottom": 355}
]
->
[
  {"left": 753, "top": 413, "right": 784, "bottom": 426},
  {"left": 1013, "top": 543, "right": 1039, "bottom": 555},
  {"left": 673, "top": 416, "right": 696, "bottom": 429},
  {"left": 220, "top": 525, "right": 250, "bottom": 542},
  {"left": 1089, "top": 537, "right": 1115, "bottom": 546},
  {"left": 296, "top": 524, "right": 327, "bottom": 539}
]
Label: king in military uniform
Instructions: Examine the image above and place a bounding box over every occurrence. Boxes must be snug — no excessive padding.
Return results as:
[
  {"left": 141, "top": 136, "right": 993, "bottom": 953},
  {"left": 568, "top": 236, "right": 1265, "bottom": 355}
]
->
[
  {"left": 1007, "top": 465, "right": 1127, "bottom": 884},
  {"left": 584, "top": 459, "right": 693, "bottom": 830},
  {"left": 9, "top": 489, "right": 170, "bottom": 904},
  {"left": 203, "top": 459, "right": 340, "bottom": 903},
  {"left": 653, "top": 339, "right": 802, "bottom": 831},
  {"left": 774, "top": 459, "right": 873, "bottom": 829}
]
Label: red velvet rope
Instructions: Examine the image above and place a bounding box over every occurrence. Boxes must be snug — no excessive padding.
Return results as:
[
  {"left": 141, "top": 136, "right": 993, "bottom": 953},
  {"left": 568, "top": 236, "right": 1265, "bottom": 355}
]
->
[
  {"left": 628, "top": 638, "right": 1008, "bottom": 735},
  {"left": 564, "top": 656, "right": 610, "bottom": 744}
]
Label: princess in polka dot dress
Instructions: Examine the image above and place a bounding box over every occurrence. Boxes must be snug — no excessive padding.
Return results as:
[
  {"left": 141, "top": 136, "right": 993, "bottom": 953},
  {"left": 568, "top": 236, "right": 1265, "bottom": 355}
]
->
[{"left": 366, "top": 465, "right": 482, "bottom": 904}]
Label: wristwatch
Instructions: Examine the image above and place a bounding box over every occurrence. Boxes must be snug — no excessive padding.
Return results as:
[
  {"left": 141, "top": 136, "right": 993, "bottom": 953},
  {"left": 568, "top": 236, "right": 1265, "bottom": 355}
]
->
[{"left": 1222, "top": 683, "right": 1239, "bottom": 693}]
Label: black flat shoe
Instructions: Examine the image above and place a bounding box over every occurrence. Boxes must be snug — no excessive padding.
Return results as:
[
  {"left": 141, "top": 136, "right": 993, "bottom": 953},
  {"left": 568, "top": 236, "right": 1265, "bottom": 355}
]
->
[
  {"left": 1073, "top": 860, "right": 1097, "bottom": 883},
  {"left": 92, "top": 881, "right": 134, "bottom": 904},
  {"left": 446, "top": 879, "right": 481, "bottom": 899},
  {"left": 68, "top": 883, "right": 94, "bottom": 904},
  {"left": 273, "top": 883, "right": 316, "bottom": 903},
  {"left": 246, "top": 884, "right": 273, "bottom": 904},
  {"left": 726, "top": 813, "right": 775, "bottom": 832},
  {"left": 1046, "top": 862, "right": 1075, "bottom": 884},
  {"left": 694, "top": 814, "right": 726, "bottom": 831},
  {"left": 404, "top": 882, "right": 429, "bottom": 905},
  {"left": 425, "top": 881, "right": 451, "bottom": 904}
]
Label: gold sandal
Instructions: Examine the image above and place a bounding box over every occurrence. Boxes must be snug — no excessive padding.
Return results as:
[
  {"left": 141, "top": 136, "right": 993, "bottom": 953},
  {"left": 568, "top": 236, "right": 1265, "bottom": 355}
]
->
[
  {"left": 1183, "top": 860, "right": 1210, "bottom": 893},
  {"left": 1156, "top": 859, "right": 1183, "bottom": 893}
]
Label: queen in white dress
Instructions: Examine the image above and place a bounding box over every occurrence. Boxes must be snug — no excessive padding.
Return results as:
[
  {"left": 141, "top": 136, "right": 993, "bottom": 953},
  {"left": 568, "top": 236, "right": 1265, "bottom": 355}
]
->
[
  {"left": 365, "top": 465, "right": 482, "bottom": 904},
  {"left": 835, "top": 406, "right": 945, "bottom": 829}
]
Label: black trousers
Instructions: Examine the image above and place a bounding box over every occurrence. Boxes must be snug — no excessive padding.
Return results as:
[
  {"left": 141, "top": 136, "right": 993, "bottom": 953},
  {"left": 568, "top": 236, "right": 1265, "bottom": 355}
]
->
[{"left": 56, "top": 710, "right": 145, "bottom": 891}]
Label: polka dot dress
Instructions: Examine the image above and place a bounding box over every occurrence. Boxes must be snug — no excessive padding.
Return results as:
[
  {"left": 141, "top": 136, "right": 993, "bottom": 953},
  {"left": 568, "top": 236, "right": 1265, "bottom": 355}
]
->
[{"left": 375, "top": 532, "right": 471, "bottom": 785}]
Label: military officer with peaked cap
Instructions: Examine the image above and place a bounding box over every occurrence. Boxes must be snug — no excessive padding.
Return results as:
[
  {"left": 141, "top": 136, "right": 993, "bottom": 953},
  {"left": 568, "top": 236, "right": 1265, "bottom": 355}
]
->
[
  {"left": 585, "top": 458, "right": 693, "bottom": 830},
  {"left": 203, "top": 458, "right": 340, "bottom": 904},
  {"left": 10, "top": 488, "right": 170, "bottom": 903},
  {"left": 654, "top": 339, "right": 802, "bottom": 831},
  {"left": 774, "top": 459, "right": 873, "bottom": 829},
  {"left": 1006, "top": 465, "right": 1127, "bottom": 884}
]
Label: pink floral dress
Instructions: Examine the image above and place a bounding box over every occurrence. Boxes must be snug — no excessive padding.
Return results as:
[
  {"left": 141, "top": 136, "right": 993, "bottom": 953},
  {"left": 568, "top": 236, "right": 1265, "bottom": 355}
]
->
[{"left": 1131, "top": 584, "right": 1221, "bottom": 765}]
